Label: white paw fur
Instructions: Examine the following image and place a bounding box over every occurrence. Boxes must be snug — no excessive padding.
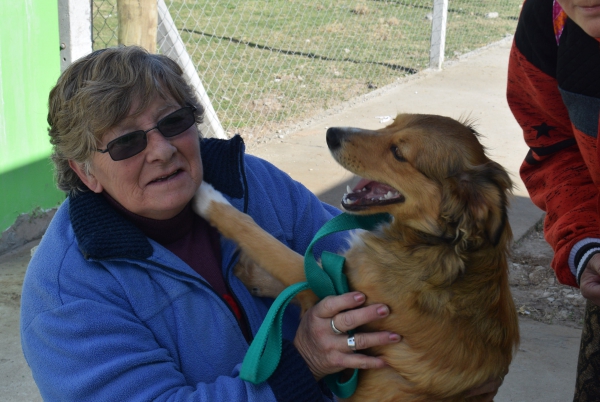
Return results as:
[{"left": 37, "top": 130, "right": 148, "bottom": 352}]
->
[{"left": 193, "top": 182, "right": 231, "bottom": 218}]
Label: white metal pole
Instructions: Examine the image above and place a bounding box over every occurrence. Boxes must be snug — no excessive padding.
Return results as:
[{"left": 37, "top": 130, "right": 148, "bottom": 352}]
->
[
  {"left": 57, "top": 0, "right": 93, "bottom": 72},
  {"left": 429, "top": 0, "right": 448, "bottom": 70},
  {"left": 157, "top": 0, "right": 226, "bottom": 139}
]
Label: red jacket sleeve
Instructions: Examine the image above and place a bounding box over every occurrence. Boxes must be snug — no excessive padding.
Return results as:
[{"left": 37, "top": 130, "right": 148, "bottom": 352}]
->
[{"left": 507, "top": 2, "right": 600, "bottom": 287}]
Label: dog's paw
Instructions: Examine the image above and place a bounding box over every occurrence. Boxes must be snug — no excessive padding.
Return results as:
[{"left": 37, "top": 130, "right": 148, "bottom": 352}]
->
[{"left": 193, "top": 182, "right": 231, "bottom": 218}]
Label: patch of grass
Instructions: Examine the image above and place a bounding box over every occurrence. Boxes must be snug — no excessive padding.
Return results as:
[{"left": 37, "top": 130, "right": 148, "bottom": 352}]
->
[
  {"left": 26, "top": 207, "right": 45, "bottom": 223},
  {"left": 92, "top": 0, "right": 521, "bottom": 138}
]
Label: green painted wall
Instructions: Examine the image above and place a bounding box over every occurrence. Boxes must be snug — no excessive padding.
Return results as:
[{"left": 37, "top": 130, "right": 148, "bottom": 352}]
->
[{"left": 0, "top": 1, "right": 64, "bottom": 232}]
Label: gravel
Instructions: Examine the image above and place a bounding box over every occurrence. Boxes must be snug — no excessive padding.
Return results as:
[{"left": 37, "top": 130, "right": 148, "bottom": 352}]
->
[{"left": 509, "top": 220, "right": 585, "bottom": 329}]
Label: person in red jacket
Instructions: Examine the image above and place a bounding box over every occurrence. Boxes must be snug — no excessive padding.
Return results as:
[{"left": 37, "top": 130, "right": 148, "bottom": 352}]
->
[{"left": 507, "top": 0, "right": 600, "bottom": 399}]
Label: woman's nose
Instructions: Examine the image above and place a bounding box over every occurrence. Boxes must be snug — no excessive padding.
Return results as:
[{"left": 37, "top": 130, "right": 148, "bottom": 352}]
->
[{"left": 145, "top": 130, "right": 177, "bottom": 161}]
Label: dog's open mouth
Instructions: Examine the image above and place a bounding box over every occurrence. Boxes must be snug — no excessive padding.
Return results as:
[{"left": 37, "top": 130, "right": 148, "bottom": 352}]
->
[{"left": 342, "top": 178, "right": 405, "bottom": 211}]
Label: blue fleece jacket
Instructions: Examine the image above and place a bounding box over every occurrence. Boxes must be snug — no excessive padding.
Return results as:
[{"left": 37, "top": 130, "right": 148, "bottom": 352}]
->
[{"left": 20, "top": 136, "right": 343, "bottom": 401}]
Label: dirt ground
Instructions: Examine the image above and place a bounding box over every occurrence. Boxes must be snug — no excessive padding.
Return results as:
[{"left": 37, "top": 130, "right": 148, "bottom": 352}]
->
[
  {"left": 509, "top": 217, "right": 586, "bottom": 329},
  {"left": 0, "top": 240, "right": 42, "bottom": 401}
]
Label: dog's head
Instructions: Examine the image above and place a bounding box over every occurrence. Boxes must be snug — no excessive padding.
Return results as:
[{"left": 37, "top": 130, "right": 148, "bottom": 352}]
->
[{"left": 327, "top": 113, "right": 512, "bottom": 249}]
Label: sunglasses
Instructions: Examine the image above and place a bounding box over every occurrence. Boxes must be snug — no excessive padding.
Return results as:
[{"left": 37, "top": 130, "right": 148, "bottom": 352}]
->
[{"left": 96, "top": 105, "right": 197, "bottom": 161}]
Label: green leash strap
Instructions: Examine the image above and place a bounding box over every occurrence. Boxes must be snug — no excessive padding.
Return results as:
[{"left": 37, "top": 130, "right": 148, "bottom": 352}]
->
[
  {"left": 303, "top": 213, "right": 392, "bottom": 300},
  {"left": 239, "top": 212, "right": 392, "bottom": 398},
  {"left": 240, "top": 281, "right": 310, "bottom": 384}
]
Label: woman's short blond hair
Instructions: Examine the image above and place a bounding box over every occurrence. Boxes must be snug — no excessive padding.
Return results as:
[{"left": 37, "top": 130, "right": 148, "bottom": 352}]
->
[{"left": 48, "top": 46, "right": 205, "bottom": 194}]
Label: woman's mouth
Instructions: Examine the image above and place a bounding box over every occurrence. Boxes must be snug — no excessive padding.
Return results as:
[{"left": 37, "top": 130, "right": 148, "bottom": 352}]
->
[
  {"left": 579, "top": 4, "right": 600, "bottom": 12},
  {"left": 150, "top": 169, "right": 181, "bottom": 184}
]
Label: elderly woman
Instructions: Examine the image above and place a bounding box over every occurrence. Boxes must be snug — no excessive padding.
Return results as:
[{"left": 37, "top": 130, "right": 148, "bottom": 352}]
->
[{"left": 19, "top": 46, "right": 399, "bottom": 401}]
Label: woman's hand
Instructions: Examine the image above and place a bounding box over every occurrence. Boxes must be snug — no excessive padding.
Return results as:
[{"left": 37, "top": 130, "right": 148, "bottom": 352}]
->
[
  {"left": 581, "top": 253, "right": 600, "bottom": 307},
  {"left": 293, "top": 291, "right": 401, "bottom": 380}
]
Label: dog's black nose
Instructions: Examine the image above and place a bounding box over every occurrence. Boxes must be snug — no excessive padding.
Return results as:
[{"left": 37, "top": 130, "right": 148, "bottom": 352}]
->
[{"left": 326, "top": 127, "right": 344, "bottom": 151}]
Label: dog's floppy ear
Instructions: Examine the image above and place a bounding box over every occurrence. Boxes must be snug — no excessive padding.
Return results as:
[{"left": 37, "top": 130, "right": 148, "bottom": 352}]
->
[{"left": 441, "top": 161, "right": 512, "bottom": 251}]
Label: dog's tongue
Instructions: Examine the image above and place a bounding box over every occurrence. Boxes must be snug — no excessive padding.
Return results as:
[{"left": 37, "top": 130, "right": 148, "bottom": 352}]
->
[
  {"left": 354, "top": 178, "right": 395, "bottom": 197},
  {"left": 342, "top": 178, "right": 404, "bottom": 210}
]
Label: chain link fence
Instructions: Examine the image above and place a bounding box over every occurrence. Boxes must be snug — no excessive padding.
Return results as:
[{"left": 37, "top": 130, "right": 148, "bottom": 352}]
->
[{"left": 92, "top": 0, "right": 521, "bottom": 142}]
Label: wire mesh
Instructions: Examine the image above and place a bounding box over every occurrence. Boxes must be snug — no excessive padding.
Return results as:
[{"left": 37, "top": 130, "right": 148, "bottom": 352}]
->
[{"left": 92, "top": 0, "right": 521, "bottom": 141}]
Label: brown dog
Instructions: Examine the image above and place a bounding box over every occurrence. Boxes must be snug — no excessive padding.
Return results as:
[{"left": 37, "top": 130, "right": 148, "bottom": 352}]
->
[{"left": 194, "top": 113, "right": 519, "bottom": 401}]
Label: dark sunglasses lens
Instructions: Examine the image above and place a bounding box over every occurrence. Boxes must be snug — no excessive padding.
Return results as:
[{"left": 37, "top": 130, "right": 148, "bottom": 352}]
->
[
  {"left": 158, "top": 107, "right": 196, "bottom": 137},
  {"left": 107, "top": 131, "right": 147, "bottom": 161}
]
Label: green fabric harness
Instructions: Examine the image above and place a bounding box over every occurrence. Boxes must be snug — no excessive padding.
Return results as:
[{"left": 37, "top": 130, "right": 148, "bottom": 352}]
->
[{"left": 239, "top": 212, "right": 391, "bottom": 398}]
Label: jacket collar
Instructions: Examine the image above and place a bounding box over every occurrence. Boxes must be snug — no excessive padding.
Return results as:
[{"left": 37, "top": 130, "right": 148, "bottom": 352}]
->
[
  {"left": 201, "top": 134, "right": 245, "bottom": 198},
  {"left": 70, "top": 135, "right": 246, "bottom": 260}
]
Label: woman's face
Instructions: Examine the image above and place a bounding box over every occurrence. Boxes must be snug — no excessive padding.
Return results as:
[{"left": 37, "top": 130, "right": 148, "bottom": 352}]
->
[
  {"left": 557, "top": 0, "right": 600, "bottom": 37},
  {"left": 71, "top": 95, "right": 203, "bottom": 220}
]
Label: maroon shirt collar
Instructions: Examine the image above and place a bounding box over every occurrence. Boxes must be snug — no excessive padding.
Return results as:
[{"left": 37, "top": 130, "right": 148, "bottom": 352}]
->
[{"left": 101, "top": 192, "right": 193, "bottom": 245}]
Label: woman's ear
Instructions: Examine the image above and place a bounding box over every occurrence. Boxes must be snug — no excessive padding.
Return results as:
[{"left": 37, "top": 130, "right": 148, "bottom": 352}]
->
[{"left": 68, "top": 160, "right": 103, "bottom": 193}]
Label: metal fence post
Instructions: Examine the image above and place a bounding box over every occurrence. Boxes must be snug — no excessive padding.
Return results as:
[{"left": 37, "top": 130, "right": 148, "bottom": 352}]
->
[
  {"left": 157, "top": 0, "right": 226, "bottom": 139},
  {"left": 429, "top": 0, "right": 448, "bottom": 70},
  {"left": 57, "top": 0, "right": 93, "bottom": 72}
]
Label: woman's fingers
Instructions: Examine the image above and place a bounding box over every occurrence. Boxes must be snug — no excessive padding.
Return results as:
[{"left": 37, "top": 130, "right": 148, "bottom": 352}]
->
[
  {"left": 333, "top": 350, "right": 387, "bottom": 370},
  {"left": 349, "top": 331, "right": 401, "bottom": 352},
  {"left": 581, "top": 258, "right": 600, "bottom": 306},
  {"left": 332, "top": 303, "right": 390, "bottom": 334},
  {"left": 314, "top": 292, "right": 392, "bottom": 334},
  {"left": 294, "top": 292, "right": 402, "bottom": 380},
  {"left": 323, "top": 332, "right": 401, "bottom": 371},
  {"left": 313, "top": 292, "right": 368, "bottom": 318}
]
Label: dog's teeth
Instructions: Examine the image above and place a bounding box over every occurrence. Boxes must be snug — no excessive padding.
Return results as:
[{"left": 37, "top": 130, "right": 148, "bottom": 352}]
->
[{"left": 347, "top": 185, "right": 353, "bottom": 194}]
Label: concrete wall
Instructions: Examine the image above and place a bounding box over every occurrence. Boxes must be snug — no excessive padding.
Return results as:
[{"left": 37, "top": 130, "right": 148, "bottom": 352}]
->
[{"left": 0, "top": 1, "right": 64, "bottom": 233}]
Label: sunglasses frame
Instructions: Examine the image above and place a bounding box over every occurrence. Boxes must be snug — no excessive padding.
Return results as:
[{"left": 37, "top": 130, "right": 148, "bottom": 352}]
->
[{"left": 96, "top": 105, "right": 197, "bottom": 161}]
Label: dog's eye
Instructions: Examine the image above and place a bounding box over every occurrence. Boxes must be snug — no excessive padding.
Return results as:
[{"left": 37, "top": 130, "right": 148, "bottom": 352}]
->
[{"left": 391, "top": 146, "right": 407, "bottom": 162}]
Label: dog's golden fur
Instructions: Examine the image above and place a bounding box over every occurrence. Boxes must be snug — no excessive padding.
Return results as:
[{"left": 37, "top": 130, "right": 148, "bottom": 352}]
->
[{"left": 194, "top": 113, "right": 519, "bottom": 401}]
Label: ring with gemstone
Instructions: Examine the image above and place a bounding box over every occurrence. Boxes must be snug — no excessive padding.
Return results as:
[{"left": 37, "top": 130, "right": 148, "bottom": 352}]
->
[{"left": 347, "top": 335, "right": 357, "bottom": 351}]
